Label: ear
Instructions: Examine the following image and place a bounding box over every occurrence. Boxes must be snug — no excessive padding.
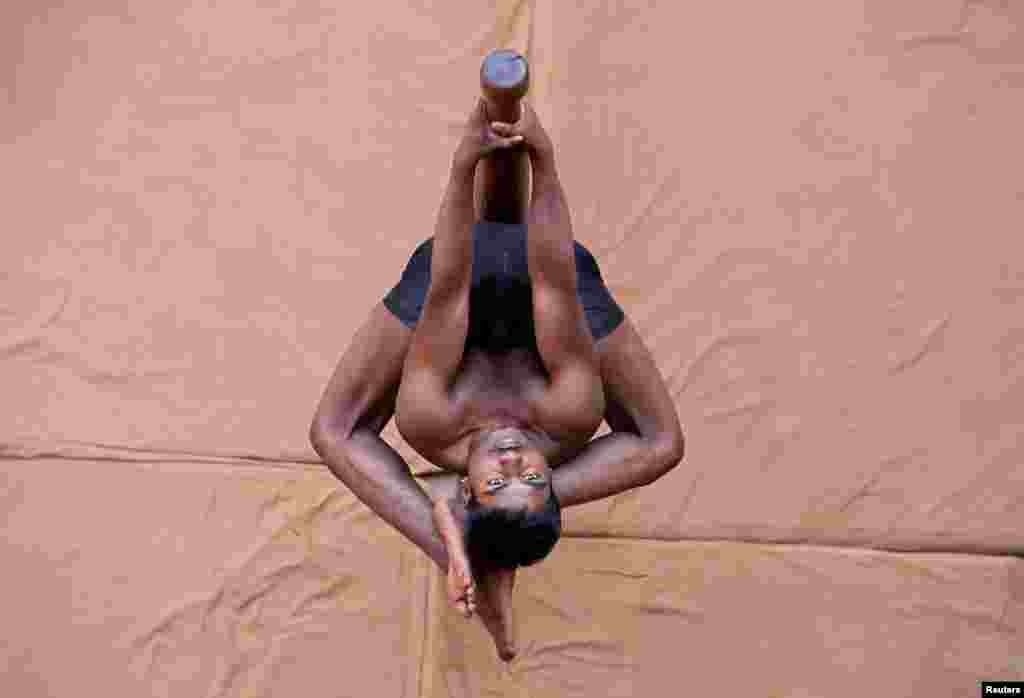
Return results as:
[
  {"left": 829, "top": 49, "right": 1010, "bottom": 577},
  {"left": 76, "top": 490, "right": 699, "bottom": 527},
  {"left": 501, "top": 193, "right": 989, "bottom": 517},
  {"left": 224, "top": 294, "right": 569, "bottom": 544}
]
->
[{"left": 459, "top": 477, "right": 472, "bottom": 503}]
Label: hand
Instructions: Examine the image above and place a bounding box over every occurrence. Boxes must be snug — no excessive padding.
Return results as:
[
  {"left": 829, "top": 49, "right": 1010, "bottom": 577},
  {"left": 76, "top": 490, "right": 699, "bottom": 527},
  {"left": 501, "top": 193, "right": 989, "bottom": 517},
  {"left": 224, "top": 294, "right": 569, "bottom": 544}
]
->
[
  {"left": 432, "top": 498, "right": 476, "bottom": 617},
  {"left": 453, "top": 98, "right": 525, "bottom": 171},
  {"left": 447, "top": 548, "right": 477, "bottom": 619},
  {"left": 431, "top": 499, "right": 518, "bottom": 660},
  {"left": 488, "top": 100, "right": 554, "bottom": 164}
]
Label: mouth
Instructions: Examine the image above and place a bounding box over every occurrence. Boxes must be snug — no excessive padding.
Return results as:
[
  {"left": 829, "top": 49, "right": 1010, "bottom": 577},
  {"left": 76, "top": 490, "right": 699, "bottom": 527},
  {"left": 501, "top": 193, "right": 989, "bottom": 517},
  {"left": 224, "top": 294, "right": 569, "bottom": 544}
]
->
[{"left": 491, "top": 428, "right": 525, "bottom": 451}]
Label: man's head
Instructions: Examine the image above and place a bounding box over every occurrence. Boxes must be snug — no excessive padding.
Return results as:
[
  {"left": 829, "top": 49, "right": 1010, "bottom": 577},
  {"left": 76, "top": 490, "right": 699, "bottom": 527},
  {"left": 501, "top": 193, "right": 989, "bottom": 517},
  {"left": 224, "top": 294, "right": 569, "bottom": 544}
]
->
[{"left": 460, "top": 427, "right": 562, "bottom": 570}]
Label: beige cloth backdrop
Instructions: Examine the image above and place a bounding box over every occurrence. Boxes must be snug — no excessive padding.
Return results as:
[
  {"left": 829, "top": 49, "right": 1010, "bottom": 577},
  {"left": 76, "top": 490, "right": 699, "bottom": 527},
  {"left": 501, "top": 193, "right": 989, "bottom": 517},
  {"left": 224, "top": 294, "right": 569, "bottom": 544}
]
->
[{"left": 2, "top": 1, "right": 1022, "bottom": 696}]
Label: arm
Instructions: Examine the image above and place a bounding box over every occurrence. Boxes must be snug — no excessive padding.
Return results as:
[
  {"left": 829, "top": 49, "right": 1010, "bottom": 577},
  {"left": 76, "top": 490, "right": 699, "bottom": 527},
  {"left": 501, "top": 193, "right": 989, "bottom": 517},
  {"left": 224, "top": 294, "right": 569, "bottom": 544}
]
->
[
  {"left": 552, "top": 313, "right": 686, "bottom": 508},
  {"left": 310, "top": 303, "right": 450, "bottom": 572},
  {"left": 432, "top": 490, "right": 519, "bottom": 660}
]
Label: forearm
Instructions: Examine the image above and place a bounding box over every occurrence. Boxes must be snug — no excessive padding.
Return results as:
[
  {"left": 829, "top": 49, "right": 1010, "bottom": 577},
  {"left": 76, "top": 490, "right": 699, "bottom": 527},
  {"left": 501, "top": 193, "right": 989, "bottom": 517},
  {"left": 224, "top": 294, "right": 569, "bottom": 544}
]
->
[
  {"left": 315, "top": 427, "right": 449, "bottom": 571},
  {"left": 552, "top": 432, "right": 680, "bottom": 509}
]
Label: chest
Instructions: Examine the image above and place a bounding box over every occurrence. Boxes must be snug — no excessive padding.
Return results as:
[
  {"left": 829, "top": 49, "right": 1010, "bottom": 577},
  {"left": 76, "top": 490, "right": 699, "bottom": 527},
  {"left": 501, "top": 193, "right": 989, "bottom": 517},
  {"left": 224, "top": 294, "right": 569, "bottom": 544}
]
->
[
  {"left": 400, "top": 350, "right": 595, "bottom": 471},
  {"left": 423, "top": 351, "right": 551, "bottom": 471},
  {"left": 450, "top": 350, "right": 549, "bottom": 405}
]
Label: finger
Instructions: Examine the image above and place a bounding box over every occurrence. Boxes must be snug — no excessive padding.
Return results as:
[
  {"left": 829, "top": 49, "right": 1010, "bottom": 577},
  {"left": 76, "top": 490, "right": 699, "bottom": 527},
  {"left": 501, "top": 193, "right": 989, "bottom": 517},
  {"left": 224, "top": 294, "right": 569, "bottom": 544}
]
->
[
  {"left": 481, "top": 138, "right": 520, "bottom": 156},
  {"left": 522, "top": 101, "right": 540, "bottom": 128},
  {"left": 470, "top": 98, "right": 487, "bottom": 124},
  {"left": 517, "top": 100, "right": 532, "bottom": 124},
  {"left": 490, "top": 121, "right": 515, "bottom": 135}
]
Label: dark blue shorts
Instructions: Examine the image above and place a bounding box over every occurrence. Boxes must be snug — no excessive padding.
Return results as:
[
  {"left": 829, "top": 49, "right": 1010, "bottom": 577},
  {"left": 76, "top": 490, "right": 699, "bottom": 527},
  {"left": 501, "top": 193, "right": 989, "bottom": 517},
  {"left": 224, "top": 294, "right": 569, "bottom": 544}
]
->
[{"left": 383, "top": 221, "right": 624, "bottom": 354}]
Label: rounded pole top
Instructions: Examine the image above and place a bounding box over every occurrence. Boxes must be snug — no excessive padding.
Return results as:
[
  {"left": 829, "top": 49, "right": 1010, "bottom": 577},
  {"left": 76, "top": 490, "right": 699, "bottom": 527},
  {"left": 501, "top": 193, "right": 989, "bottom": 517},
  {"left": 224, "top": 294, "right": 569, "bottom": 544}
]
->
[{"left": 480, "top": 49, "right": 529, "bottom": 97}]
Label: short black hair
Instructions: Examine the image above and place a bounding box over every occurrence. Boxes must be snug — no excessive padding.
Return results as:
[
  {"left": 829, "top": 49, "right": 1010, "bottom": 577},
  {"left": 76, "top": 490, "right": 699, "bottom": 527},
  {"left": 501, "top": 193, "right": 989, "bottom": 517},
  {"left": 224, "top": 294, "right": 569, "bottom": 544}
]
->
[{"left": 463, "top": 485, "right": 562, "bottom": 571}]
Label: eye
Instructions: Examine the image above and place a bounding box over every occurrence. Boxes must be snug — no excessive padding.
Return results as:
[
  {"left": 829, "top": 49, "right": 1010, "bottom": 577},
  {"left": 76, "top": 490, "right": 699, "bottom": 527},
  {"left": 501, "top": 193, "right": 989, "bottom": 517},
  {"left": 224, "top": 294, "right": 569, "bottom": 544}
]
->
[
  {"left": 523, "top": 472, "right": 539, "bottom": 481},
  {"left": 487, "top": 478, "right": 504, "bottom": 487}
]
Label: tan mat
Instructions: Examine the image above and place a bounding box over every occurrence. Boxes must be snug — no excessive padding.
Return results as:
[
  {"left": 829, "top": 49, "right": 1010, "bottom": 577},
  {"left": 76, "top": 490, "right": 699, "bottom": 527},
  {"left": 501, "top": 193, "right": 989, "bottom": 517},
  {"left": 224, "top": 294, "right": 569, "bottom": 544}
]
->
[
  {"left": 3, "top": 459, "right": 1020, "bottom": 697},
  {"left": 3, "top": 0, "right": 1023, "bottom": 695}
]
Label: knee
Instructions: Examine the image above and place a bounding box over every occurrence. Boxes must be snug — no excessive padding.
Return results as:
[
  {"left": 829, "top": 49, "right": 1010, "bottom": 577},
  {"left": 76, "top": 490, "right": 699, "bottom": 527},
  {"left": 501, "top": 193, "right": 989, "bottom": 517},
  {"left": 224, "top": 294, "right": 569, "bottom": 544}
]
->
[
  {"left": 309, "top": 413, "right": 347, "bottom": 459},
  {"left": 665, "top": 428, "right": 686, "bottom": 466},
  {"left": 309, "top": 418, "right": 329, "bottom": 457},
  {"left": 651, "top": 430, "right": 685, "bottom": 481}
]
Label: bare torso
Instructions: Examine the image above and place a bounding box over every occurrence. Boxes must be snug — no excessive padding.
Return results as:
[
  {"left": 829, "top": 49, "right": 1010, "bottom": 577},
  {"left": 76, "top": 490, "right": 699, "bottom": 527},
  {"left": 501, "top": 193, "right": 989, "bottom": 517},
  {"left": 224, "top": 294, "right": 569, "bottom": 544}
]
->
[{"left": 397, "top": 348, "right": 601, "bottom": 474}]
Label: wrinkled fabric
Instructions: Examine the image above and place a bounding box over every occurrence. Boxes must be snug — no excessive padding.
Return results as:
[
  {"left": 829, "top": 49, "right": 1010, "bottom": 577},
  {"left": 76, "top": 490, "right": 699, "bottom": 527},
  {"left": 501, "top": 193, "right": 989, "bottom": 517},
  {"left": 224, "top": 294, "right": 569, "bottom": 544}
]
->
[{"left": 2, "top": 0, "right": 1022, "bottom": 696}]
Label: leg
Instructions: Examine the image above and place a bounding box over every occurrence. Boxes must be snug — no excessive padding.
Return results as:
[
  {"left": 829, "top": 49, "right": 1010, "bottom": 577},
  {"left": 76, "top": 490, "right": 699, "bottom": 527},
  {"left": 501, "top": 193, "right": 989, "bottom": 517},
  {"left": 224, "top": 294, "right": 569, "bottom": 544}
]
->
[
  {"left": 395, "top": 160, "right": 477, "bottom": 446},
  {"left": 397, "top": 101, "right": 529, "bottom": 442},
  {"left": 527, "top": 155, "right": 605, "bottom": 436}
]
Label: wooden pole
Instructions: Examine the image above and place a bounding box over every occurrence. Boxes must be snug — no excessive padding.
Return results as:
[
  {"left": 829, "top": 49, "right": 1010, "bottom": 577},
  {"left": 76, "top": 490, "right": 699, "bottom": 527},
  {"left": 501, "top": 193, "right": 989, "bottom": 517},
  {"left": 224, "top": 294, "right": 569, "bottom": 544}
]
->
[{"left": 476, "top": 49, "right": 531, "bottom": 224}]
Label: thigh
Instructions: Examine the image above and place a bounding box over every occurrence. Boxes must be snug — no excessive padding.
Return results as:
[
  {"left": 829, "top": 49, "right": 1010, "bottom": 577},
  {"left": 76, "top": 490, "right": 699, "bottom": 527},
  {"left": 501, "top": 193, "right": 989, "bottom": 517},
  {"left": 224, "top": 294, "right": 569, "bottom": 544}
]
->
[
  {"left": 395, "top": 281, "right": 470, "bottom": 450},
  {"left": 531, "top": 237, "right": 629, "bottom": 439},
  {"left": 528, "top": 228, "right": 599, "bottom": 373},
  {"left": 531, "top": 282, "right": 605, "bottom": 439}
]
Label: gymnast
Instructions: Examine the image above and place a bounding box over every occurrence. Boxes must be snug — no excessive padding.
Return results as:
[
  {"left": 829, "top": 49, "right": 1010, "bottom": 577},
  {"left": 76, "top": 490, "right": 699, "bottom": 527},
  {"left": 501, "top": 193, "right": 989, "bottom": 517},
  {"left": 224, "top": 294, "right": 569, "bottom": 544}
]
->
[{"left": 310, "top": 94, "right": 684, "bottom": 661}]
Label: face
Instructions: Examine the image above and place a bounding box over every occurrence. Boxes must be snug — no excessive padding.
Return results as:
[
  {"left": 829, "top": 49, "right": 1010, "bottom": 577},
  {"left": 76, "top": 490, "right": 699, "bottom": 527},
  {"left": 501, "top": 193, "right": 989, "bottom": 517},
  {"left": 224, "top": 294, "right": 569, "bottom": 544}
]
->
[{"left": 465, "top": 427, "right": 552, "bottom": 513}]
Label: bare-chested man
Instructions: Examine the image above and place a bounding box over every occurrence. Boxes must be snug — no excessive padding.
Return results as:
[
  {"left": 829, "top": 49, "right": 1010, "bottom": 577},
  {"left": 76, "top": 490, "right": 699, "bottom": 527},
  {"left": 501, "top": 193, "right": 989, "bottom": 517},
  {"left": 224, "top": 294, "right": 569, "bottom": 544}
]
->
[{"left": 310, "top": 98, "right": 685, "bottom": 661}]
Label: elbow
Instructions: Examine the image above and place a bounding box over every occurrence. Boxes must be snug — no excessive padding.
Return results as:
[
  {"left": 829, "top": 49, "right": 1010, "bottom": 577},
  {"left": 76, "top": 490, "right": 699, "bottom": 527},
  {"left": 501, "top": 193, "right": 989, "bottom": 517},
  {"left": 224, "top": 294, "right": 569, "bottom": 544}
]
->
[
  {"left": 643, "top": 427, "right": 686, "bottom": 486},
  {"left": 309, "top": 418, "right": 331, "bottom": 459},
  {"left": 664, "top": 425, "right": 686, "bottom": 467},
  {"left": 309, "top": 412, "right": 352, "bottom": 460},
  {"left": 311, "top": 419, "right": 358, "bottom": 484}
]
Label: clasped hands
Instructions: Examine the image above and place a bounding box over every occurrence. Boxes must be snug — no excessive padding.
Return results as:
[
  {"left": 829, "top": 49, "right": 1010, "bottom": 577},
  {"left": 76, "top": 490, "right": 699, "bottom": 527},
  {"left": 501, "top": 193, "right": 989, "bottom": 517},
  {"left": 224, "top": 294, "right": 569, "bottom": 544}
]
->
[
  {"left": 431, "top": 496, "right": 519, "bottom": 662},
  {"left": 452, "top": 98, "right": 555, "bottom": 173}
]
